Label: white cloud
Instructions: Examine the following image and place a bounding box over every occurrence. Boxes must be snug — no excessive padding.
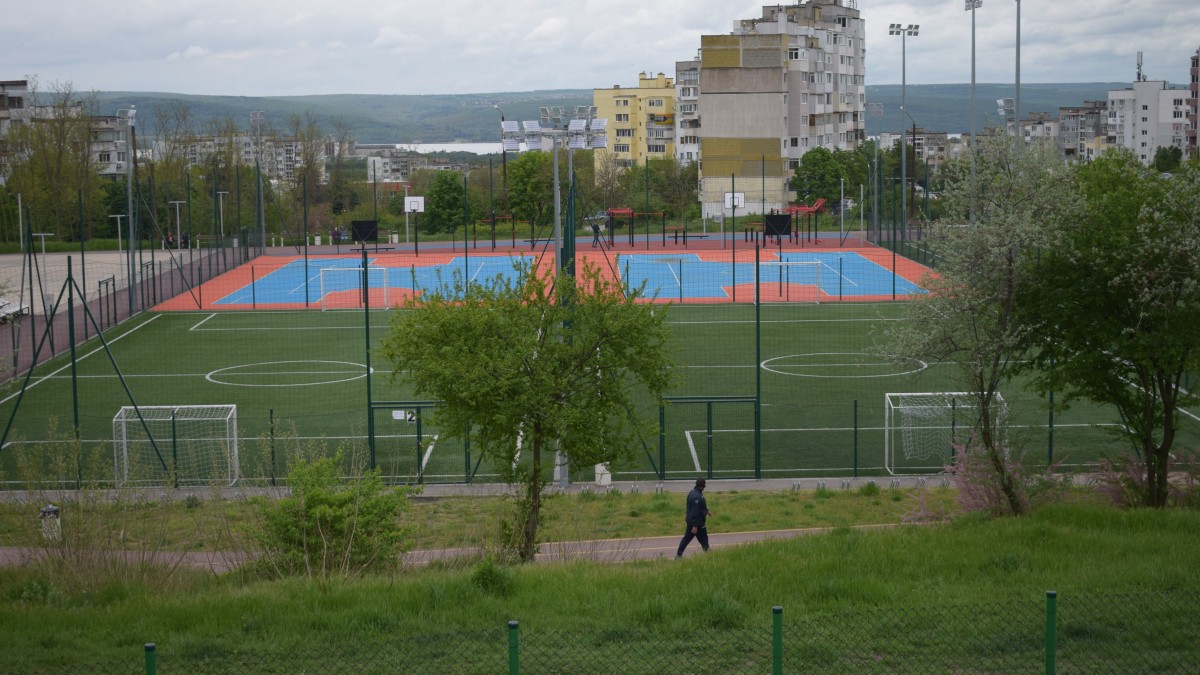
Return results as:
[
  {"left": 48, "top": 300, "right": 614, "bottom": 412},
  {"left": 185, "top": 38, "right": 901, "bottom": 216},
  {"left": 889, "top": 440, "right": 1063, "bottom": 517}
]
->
[{"left": 0, "top": 0, "right": 1193, "bottom": 95}]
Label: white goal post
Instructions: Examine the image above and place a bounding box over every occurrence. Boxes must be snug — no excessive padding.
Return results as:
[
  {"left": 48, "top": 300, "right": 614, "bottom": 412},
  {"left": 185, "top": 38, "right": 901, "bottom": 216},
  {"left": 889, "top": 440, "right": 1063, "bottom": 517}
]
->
[
  {"left": 884, "top": 392, "right": 1007, "bottom": 475},
  {"left": 113, "top": 405, "right": 238, "bottom": 486},
  {"left": 319, "top": 266, "right": 389, "bottom": 310},
  {"left": 757, "top": 260, "right": 822, "bottom": 303}
]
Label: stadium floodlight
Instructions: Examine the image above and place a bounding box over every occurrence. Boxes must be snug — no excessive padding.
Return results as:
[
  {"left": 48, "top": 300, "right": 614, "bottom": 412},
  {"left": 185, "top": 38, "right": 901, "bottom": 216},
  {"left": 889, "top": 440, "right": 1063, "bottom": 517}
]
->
[
  {"left": 890, "top": 20, "right": 920, "bottom": 243},
  {"left": 500, "top": 120, "right": 523, "bottom": 152},
  {"left": 966, "top": 0, "right": 983, "bottom": 222},
  {"left": 588, "top": 118, "right": 608, "bottom": 149}
]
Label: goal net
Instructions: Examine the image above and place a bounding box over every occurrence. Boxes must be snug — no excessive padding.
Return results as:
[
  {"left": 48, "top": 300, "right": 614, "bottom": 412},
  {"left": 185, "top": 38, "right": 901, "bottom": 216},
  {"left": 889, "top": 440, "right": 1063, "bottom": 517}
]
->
[
  {"left": 884, "top": 392, "right": 1007, "bottom": 474},
  {"left": 319, "top": 266, "right": 389, "bottom": 310},
  {"left": 113, "top": 405, "right": 238, "bottom": 486},
  {"left": 757, "top": 261, "right": 822, "bottom": 303}
]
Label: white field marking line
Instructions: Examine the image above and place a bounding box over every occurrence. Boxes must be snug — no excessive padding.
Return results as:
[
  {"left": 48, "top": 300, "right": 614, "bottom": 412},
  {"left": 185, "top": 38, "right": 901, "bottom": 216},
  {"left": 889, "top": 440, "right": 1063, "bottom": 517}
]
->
[
  {"left": 192, "top": 325, "right": 364, "bottom": 331},
  {"left": 1116, "top": 374, "right": 1200, "bottom": 425},
  {"left": 819, "top": 259, "right": 859, "bottom": 287},
  {"left": 0, "top": 314, "right": 163, "bottom": 407},
  {"left": 421, "top": 434, "right": 439, "bottom": 472},
  {"left": 189, "top": 313, "right": 218, "bottom": 331},
  {"left": 683, "top": 430, "right": 702, "bottom": 472}
]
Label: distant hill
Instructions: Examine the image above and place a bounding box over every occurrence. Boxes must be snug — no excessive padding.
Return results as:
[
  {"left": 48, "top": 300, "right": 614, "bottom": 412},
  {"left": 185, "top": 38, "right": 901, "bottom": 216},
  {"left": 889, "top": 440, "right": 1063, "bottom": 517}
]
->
[{"left": 93, "top": 83, "right": 1129, "bottom": 146}]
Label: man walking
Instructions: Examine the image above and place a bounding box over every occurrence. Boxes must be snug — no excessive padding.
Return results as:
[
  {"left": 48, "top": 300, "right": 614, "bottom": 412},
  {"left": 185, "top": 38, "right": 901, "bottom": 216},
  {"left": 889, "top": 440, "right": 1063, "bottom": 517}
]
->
[{"left": 676, "top": 478, "right": 713, "bottom": 558}]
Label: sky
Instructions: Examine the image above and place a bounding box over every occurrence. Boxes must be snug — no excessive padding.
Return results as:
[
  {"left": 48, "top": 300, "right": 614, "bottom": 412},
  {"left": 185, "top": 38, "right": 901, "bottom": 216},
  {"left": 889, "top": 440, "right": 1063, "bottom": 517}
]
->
[{"left": 3, "top": 0, "right": 1197, "bottom": 97}]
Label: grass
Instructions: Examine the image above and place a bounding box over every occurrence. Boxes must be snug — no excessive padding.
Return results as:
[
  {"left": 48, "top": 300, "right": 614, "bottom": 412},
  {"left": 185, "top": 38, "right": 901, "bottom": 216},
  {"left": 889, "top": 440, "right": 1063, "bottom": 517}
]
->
[
  {"left": 5, "top": 295, "right": 1183, "bottom": 487},
  {"left": 0, "top": 484, "right": 944, "bottom": 552},
  {"left": 1, "top": 494, "right": 1198, "bottom": 671}
]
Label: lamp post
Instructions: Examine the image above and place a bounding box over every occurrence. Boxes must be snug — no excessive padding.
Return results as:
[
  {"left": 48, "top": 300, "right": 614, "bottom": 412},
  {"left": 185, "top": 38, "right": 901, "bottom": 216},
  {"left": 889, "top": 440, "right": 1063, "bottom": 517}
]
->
[
  {"left": 889, "top": 23, "right": 919, "bottom": 242},
  {"left": 965, "top": 0, "right": 982, "bottom": 222},
  {"left": 493, "top": 105, "right": 510, "bottom": 216},
  {"left": 250, "top": 111, "right": 265, "bottom": 251},
  {"left": 216, "top": 191, "right": 228, "bottom": 240}
]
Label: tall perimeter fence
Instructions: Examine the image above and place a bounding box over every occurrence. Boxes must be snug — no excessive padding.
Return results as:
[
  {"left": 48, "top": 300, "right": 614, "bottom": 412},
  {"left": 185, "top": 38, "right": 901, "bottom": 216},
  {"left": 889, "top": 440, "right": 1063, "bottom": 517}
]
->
[
  {"left": 16, "top": 591, "right": 1200, "bottom": 673},
  {"left": 2, "top": 211, "right": 1198, "bottom": 488}
]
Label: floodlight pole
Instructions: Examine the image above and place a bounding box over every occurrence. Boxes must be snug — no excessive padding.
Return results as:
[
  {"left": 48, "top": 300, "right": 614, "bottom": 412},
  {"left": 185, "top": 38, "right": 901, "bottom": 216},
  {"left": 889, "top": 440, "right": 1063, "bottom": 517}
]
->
[
  {"left": 966, "top": 0, "right": 982, "bottom": 222},
  {"left": 1014, "top": 0, "right": 1022, "bottom": 153},
  {"left": 216, "top": 191, "right": 228, "bottom": 240},
  {"left": 889, "top": 23, "right": 919, "bottom": 241}
]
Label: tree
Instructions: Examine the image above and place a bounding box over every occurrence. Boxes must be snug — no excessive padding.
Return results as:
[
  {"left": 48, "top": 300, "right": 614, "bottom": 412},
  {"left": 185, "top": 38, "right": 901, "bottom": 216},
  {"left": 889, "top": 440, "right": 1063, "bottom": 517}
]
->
[
  {"left": 379, "top": 261, "right": 675, "bottom": 562},
  {"left": 887, "top": 136, "right": 1079, "bottom": 516},
  {"left": 1152, "top": 146, "right": 1182, "bottom": 174},
  {"left": 790, "top": 147, "right": 846, "bottom": 206},
  {"left": 649, "top": 157, "right": 699, "bottom": 223},
  {"left": 507, "top": 151, "right": 554, "bottom": 227},
  {"left": 422, "top": 170, "right": 469, "bottom": 234},
  {"left": 1015, "top": 151, "right": 1200, "bottom": 508},
  {"left": 3, "top": 80, "right": 101, "bottom": 241}
]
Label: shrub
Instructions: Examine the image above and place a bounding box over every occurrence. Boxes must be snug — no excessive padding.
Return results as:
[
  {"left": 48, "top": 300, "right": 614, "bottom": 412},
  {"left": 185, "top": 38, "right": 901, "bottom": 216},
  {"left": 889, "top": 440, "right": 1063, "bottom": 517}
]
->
[{"left": 257, "top": 449, "right": 412, "bottom": 578}]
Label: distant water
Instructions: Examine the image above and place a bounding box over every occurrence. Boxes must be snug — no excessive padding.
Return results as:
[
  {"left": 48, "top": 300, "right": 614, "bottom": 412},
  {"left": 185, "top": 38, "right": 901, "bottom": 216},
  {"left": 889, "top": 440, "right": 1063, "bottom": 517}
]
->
[{"left": 409, "top": 142, "right": 503, "bottom": 155}]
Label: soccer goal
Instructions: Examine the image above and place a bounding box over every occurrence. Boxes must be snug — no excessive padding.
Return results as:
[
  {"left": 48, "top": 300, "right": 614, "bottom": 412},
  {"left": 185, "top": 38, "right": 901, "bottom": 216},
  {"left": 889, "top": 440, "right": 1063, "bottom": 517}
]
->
[
  {"left": 113, "top": 405, "right": 238, "bottom": 486},
  {"left": 884, "top": 392, "right": 1007, "bottom": 474},
  {"left": 319, "top": 266, "right": 389, "bottom": 310},
  {"left": 757, "top": 260, "right": 822, "bottom": 303}
]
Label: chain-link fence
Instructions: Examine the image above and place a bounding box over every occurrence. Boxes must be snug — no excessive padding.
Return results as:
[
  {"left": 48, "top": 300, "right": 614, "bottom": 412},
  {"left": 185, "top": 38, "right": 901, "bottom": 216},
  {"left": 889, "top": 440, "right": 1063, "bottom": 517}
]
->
[{"left": 16, "top": 590, "right": 1200, "bottom": 674}]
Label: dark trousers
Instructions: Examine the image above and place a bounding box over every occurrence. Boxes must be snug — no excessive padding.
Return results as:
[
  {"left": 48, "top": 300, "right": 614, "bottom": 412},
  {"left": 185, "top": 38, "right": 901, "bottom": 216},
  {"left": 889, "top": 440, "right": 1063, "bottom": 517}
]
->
[{"left": 676, "top": 525, "right": 709, "bottom": 557}]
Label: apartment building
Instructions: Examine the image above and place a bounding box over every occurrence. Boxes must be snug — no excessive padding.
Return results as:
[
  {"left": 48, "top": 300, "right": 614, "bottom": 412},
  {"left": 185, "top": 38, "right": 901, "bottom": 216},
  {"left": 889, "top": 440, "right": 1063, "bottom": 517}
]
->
[
  {"left": 0, "top": 80, "right": 29, "bottom": 185},
  {"left": 697, "top": 1, "right": 866, "bottom": 217},
  {"left": 1107, "top": 80, "right": 1188, "bottom": 164},
  {"left": 1188, "top": 46, "right": 1198, "bottom": 160},
  {"left": 674, "top": 58, "right": 701, "bottom": 164},
  {"left": 593, "top": 72, "right": 676, "bottom": 168},
  {"left": 1058, "top": 101, "right": 1108, "bottom": 162}
]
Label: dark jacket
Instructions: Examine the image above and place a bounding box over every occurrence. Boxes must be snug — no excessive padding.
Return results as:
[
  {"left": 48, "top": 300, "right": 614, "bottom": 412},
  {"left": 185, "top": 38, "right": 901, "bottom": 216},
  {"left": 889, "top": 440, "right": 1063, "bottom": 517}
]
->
[{"left": 685, "top": 488, "right": 708, "bottom": 528}]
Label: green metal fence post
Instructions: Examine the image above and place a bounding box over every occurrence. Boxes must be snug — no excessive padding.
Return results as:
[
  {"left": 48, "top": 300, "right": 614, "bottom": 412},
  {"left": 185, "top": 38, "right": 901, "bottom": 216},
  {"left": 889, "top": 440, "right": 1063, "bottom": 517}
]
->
[
  {"left": 144, "top": 643, "right": 156, "bottom": 675},
  {"left": 1045, "top": 590, "right": 1057, "bottom": 675},
  {"left": 659, "top": 404, "right": 666, "bottom": 480},
  {"left": 772, "top": 606, "right": 783, "bottom": 675},
  {"left": 507, "top": 620, "right": 520, "bottom": 675}
]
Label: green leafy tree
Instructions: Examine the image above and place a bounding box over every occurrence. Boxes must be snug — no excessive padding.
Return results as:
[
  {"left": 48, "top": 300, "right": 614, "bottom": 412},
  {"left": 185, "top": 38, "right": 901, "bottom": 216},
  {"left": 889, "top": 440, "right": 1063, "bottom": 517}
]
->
[
  {"left": 423, "top": 170, "right": 469, "bottom": 234},
  {"left": 1014, "top": 151, "right": 1200, "bottom": 508},
  {"left": 507, "top": 151, "right": 554, "bottom": 227},
  {"left": 888, "top": 136, "right": 1079, "bottom": 516},
  {"left": 379, "top": 261, "right": 675, "bottom": 562},
  {"left": 790, "top": 147, "right": 846, "bottom": 206},
  {"left": 1152, "top": 146, "right": 1182, "bottom": 174}
]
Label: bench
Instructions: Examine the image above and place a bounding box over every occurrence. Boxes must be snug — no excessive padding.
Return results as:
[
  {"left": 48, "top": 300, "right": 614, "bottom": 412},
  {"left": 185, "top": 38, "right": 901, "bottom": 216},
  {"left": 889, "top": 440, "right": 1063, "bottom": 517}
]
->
[{"left": 0, "top": 298, "right": 30, "bottom": 323}]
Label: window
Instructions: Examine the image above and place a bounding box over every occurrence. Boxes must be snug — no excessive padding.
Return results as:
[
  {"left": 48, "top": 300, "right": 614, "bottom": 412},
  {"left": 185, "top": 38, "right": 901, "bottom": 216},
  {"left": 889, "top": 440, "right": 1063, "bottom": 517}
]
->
[
  {"left": 117, "top": 152, "right": 126, "bottom": 162},
  {"left": 648, "top": 99, "right": 664, "bottom": 108},
  {"left": 617, "top": 99, "right": 630, "bottom": 107},
  {"left": 648, "top": 144, "right": 666, "bottom": 154},
  {"left": 616, "top": 113, "right": 629, "bottom": 122},
  {"left": 790, "top": 137, "right": 798, "bottom": 147},
  {"left": 616, "top": 128, "right": 633, "bottom": 137},
  {"left": 98, "top": 152, "right": 111, "bottom": 163},
  {"left": 679, "top": 104, "right": 696, "bottom": 113},
  {"left": 614, "top": 144, "right": 630, "bottom": 153},
  {"left": 789, "top": 48, "right": 800, "bottom": 60}
]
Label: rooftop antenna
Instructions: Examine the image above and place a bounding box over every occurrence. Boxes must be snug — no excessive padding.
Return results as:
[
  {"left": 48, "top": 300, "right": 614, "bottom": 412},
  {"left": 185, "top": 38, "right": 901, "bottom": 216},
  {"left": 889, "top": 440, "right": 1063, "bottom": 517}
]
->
[{"left": 1137, "top": 51, "right": 1146, "bottom": 82}]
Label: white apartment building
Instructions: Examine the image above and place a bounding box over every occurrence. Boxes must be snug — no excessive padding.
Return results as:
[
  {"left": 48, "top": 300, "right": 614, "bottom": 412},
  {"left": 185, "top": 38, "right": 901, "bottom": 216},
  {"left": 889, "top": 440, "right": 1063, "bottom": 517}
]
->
[
  {"left": 1107, "top": 80, "right": 1189, "bottom": 164},
  {"left": 674, "top": 58, "right": 701, "bottom": 164},
  {"left": 697, "top": 1, "right": 866, "bottom": 218}
]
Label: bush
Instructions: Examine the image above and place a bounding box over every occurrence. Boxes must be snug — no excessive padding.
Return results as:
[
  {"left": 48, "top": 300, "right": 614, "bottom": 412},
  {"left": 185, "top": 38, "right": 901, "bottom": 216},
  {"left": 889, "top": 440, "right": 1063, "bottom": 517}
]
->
[{"left": 258, "top": 450, "right": 413, "bottom": 577}]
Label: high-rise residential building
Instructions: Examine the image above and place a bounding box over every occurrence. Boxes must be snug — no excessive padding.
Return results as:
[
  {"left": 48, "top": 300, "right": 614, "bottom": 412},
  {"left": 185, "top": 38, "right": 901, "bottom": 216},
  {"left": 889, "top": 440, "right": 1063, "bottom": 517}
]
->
[
  {"left": 674, "top": 58, "right": 701, "bottom": 164},
  {"left": 0, "top": 80, "right": 29, "bottom": 185},
  {"left": 1058, "top": 101, "right": 1108, "bottom": 162},
  {"left": 593, "top": 72, "right": 676, "bottom": 168},
  {"left": 696, "top": 1, "right": 866, "bottom": 218},
  {"left": 1188, "top": 46, "right": 1198, "bottom": 160},
  {"left": 1107, "top": 80, "right": 1189, "bottom": 165}
]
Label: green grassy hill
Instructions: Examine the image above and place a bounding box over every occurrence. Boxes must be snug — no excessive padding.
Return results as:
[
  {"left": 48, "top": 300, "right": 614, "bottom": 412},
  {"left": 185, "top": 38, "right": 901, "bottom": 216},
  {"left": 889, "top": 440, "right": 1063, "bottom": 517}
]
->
[{"left": 93, "top": 83, "right": 1128, "bottom": 145}]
